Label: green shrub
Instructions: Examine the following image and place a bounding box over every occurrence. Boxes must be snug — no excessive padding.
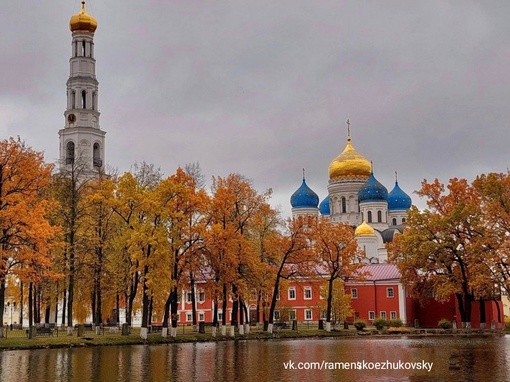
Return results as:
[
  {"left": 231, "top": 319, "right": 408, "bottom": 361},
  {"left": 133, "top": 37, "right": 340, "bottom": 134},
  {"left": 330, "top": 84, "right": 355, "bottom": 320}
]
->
[
  {"left": 438, "top": 319, "right": 452, "bottom": 329},
  {"left": 354, "top": 319, "right": 367, "bottom": 331},
  {"left": 372, "top": 317, "right": 388, "bottom": 330},
  {"left": 388, "top": 318, "right": 403, "bottom": 328}
]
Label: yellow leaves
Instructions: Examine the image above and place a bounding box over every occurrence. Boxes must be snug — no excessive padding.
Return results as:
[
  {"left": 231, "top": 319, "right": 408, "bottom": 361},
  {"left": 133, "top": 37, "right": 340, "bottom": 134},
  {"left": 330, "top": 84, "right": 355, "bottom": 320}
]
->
[{"left": 0, "top": 138, "right": 60, "bottom": 282}]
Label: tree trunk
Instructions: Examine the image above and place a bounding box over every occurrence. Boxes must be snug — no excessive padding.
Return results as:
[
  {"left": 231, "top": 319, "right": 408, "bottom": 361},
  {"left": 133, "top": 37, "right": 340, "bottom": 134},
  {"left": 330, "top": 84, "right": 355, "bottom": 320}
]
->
[
  {"left": 0, "top": 279, "right": 5, "bottom": 329},
  {"left": 190, "top": 274, "right": 197, "bottom": 330},
  {"left": 231, "top": 284, "right": 239, "bottom": 328},
  {"left": 61, "top": 287, "right": 67, "bottom": 326},
  {"left": 19, "top": 281, "right": 24, "bottom": 328},
  {"left": 28, "top": 283, "right": 33, "bottom": 329},
  {"left": 141, "top": 266, "right": 150, "bottom": 328},
  {"left": 170, "top": 288, "right": 178, "bottom": 337},
  {"left": 456, "top": 293, "right": 472, "bottom": 327},
  {"left": 326, "top": 277, "right": 334, "bottom": 325},
  {"left": 479, "top": 298, "right": 486, "bottom": 329},
  {"left": 267, "top": 278, "right": 281, "bottom": 333},
  {"left": 163, "top": 293, "right": 171, "bottom": 327},
  {"left": 222, "top": 284, "right": 228, "bottom": 327}
]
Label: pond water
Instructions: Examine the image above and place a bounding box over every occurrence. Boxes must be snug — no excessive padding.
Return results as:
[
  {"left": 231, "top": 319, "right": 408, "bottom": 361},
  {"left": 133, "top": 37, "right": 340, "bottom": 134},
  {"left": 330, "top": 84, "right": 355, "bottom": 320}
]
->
[{"left": 0, "top": 335, "right": 508, "bottom": 381}]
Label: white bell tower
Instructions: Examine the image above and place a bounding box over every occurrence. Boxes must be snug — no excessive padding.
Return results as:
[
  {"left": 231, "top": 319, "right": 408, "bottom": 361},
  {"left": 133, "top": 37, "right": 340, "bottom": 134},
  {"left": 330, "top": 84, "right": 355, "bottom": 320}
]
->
[{"left": 59, "top": 1, "right": 105, "bottom": 175}]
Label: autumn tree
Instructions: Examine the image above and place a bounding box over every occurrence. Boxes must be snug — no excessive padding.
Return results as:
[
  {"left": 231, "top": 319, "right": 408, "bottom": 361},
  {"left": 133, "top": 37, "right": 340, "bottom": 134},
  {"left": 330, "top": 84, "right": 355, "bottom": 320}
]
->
[
  {"left": 311, "top": 217, "right": 362, "bottom": 331},
  {"left": 51, "top": 152, "right": 94, "bottom": 334},
  {"left": 80, "top": 171, "right": 120, "bottom": 327},
  {"left": 112, "top": 163, "right": 173, "bottom": 338},
  {"left": 203, "top": 174, "right": 270, "bottom": 336},
  {"left": 265, "top": 216, "right": 314, "bottom": 333},
  {"left": 156, "top": 168, "right": 208, "bottom": 338},
  {"left": 244, "top": 202, "right": 281, "bottom": 325},
  {"left": 0, "top": 138, "right": 60, "bottom": 332},
  {"left": 320, "top": 279, "right": 354, "bottom": 326},
  {"left": 471, "top": 172, "right": 510, "bottom": 323},
  {"left": 388, "top": 178, "right": 489, "bottom": 327}
]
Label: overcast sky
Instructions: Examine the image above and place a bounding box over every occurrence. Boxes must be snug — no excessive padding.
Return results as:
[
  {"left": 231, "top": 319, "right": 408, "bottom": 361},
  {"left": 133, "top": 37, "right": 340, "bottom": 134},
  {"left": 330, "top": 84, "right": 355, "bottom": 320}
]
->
[{"left": 2, "top": 1, "right": 510, "bottom": 217}]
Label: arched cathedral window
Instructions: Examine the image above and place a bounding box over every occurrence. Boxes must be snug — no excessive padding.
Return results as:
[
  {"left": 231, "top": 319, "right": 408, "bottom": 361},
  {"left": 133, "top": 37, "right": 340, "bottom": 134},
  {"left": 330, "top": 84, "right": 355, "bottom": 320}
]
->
[
  {"left": 93, "top": 143, "right": 102, "bottom": 167},
  {"left": 367, "top": 211, "right": 372, "bottom": 223},
  {"left": 66, "top": 142, "right": 75, "bottom": 164},
  {"left": 341, "top": 197, "right": 346, "bottom": 213}
]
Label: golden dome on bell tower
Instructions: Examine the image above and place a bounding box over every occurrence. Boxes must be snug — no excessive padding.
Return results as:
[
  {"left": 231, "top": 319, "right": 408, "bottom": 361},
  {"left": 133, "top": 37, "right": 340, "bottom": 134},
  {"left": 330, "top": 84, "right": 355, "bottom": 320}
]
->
[
  {"left": 70, "top": 1, "right": 98, "bottom": 33},
  {"left": 328, "top": 121, "right": 371, "bottom": 180}
]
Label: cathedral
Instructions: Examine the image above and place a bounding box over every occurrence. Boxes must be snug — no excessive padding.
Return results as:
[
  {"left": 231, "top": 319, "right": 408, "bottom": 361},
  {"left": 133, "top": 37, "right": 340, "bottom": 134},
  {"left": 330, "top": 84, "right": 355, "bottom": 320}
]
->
[{"left": 290, "top": 123, "right": 412, "bottom": 263}]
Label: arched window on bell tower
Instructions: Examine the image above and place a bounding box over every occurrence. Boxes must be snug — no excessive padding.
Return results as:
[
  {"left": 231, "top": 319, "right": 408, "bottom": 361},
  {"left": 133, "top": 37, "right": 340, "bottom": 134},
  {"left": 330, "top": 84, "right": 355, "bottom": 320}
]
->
[
  {"left": 71, "top": 91, "right": 76, "bottom": 109},
  {"left": 81, "top": 90, "right": 87, "bottom": 109},
  {"left": 66, "top": 141, "right": 75, "bottom": 164},
  {"left": 341, "top": 197, "right": 346, "bottom": 213},
  {"left": 93, "top": 143, "right": 102, "bottom": 167},
  {"left": 92, "top": 92, "right": 96, "bottom": 110}
]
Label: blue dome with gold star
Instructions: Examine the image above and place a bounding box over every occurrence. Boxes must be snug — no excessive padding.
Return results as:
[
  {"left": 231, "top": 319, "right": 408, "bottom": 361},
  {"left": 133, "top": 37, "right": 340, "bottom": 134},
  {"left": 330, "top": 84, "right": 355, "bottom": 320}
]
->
[
  {"left": 319, "top": 196, "right": 330, "bottom": 216},
  {"left": 358, "top": 171, "right": 388, "bottom": 203},
  {"left": 388, "top": 181, "right": 412, "bottom": 210},
  {"left": 291, "top": 177, "right": 319, "bottom": 209}
]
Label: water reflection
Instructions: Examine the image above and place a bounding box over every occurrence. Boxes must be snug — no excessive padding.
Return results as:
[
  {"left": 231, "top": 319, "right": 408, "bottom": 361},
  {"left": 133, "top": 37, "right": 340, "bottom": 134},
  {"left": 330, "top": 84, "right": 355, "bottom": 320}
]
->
[{"left": 0, "top": 336, "right": 508, "bottom": 381}]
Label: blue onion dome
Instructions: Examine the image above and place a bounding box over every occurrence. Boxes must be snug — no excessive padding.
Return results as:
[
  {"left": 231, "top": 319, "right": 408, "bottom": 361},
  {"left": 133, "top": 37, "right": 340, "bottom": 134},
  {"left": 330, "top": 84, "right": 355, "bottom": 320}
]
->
[
  {"left": 358, "top": 171, "right": 388, "bottom": 203},
  {"left": 319, "top": 196, "right": 330, "bottom": 216},
  {"left": 388, "top": 181, "right": 412, "bottom": 211},
  {"left": 290, "top": 175, "right": 319, "bottom": 209}
]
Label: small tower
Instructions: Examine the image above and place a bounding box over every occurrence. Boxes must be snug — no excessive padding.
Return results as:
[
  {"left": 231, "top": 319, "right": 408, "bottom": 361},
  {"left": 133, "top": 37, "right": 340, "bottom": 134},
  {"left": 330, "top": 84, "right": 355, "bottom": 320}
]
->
[
  {"left": 59, "top": 1, "right": 105, "bottom": 175},
  {"left": 354, "top": 221, "right": 379, "bottom": 263},
  {"left": 290, "top": 170, "right": 319, "bottom": 219}
]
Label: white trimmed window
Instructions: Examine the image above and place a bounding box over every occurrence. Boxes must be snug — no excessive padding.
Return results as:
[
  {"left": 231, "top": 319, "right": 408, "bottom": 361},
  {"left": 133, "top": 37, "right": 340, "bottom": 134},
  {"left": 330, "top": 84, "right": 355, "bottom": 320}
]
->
[
  {"left": 288, "top": 287, "right": 296, "bottom": 300},
  {"left": 305, "top": 309, "right": 313, "bottom": 320},
  {"left": 380, "top": 311, "right": 386, "bottom": 319},
  {"left": 274, "top": 310, "right": 280, "bottom": 321},
  {"left": 218, "top": 311, "right": 223, "bottom": 321},
  {"left": 319, "top": 286, "right": 325, "bottom": 300},
  {"left": 198, "top": 291, "right": 205, "bottom": 303},
  {"left": 369, "top": 311, "right": 375, "bottom": 320},
  {"left": 390, "top": 311, "right": 397, "bottom": 320},
  {"left": 351, "top": 288, "right": 358, "bottom": 299},
  {"left": 186, "top": 313, "right": 192, "bottom": 322},
  {"left": 304, "top": 287, "right": 312, "bottom": 300},
  {"left": 199, "top": 313, "right": 205, "bottom": 322},
  {"left": 186, "top": 291, "right": 193, "bottom": 303},
  {"left": 289, "top": 310, "right": 296, "bottom": 321},
  {"left": 387, "top": 288, "right": 394, "bottom": 298}
]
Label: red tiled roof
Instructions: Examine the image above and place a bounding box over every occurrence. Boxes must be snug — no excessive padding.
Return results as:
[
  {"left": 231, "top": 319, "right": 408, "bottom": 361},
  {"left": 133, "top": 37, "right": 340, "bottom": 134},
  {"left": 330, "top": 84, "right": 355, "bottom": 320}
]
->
[{"left": 351, "top": 263, "right": 401, "bottom": 281}]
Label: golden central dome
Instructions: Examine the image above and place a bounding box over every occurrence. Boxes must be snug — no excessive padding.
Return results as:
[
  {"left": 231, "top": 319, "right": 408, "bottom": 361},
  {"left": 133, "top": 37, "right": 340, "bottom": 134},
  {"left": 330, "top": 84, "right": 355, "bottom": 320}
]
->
[
  {"left": 70, "top": 1, "right": 97, "bottom": 33},
  {"left": 355, "top": 221, "right": 375, "bottom": 236},
  {"left": 328, "top": 136, "right": 371, "bottom": 180}
]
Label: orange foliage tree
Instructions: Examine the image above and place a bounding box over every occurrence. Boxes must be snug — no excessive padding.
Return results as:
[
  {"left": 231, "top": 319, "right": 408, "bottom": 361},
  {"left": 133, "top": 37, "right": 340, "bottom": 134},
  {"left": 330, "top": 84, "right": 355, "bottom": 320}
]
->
[
  {"left": 311, "top": 217, "right": 362, "bottom": 330},
  {"left": 265, "top": 216, "right": 315, "bottom": 333},
  {"left": 388, "top": 178, "right": 489, "bottom": 327},
  {"left": 203, "top": 174, "right": 271, "bottom": 334},
  {"left": 0, "top": 138, "right": 60, "bottom": 329}
]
